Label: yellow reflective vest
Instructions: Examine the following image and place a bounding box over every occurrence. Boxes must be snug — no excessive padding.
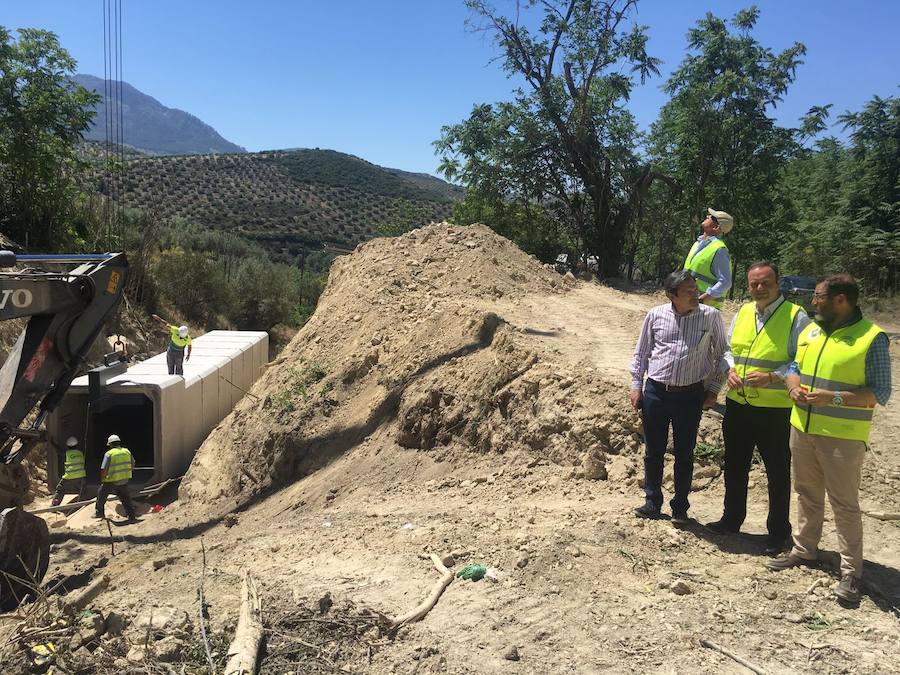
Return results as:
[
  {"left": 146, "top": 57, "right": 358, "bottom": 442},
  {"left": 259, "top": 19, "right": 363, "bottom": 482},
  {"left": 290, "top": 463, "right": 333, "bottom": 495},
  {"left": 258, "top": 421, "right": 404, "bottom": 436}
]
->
[
  {"left": 62, "top": 448, "right": 86, "bottom": 480},
  {"left": 102, "top": 446, "right": 133, "bottom": 484},
  {"left": 168, "top": 325, "right": 191, "bottom": 349},
  {"left": 727, "top": 300, "right": 801, "bottom": 408},
  {"left": 790, "top": 317, "right": 883, "bottom": 442},
  {"left": 684, "top": 238, "right": 728, "bottom": 309}
]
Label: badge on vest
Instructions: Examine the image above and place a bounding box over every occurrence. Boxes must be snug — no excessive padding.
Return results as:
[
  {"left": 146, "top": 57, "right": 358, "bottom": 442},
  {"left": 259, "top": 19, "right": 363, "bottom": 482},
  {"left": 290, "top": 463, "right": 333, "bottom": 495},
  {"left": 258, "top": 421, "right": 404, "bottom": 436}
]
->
[{"left": 808, "top": 328, "right": 821, "bottom": 338}]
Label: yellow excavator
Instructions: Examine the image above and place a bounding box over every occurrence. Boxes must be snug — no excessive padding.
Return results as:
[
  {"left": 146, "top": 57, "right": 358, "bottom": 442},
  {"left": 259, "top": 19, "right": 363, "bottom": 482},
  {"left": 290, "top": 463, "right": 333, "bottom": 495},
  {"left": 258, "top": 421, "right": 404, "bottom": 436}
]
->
[{"left": 0, "top": 251, "right": 127, "bottom": 610}]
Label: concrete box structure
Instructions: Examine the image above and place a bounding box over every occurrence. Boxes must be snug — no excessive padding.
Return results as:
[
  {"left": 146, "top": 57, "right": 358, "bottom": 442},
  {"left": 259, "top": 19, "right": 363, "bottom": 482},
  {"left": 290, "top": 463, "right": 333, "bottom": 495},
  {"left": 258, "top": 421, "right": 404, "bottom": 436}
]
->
[{"left": 46, "top": 330, "right": 268, "bottom": 488}]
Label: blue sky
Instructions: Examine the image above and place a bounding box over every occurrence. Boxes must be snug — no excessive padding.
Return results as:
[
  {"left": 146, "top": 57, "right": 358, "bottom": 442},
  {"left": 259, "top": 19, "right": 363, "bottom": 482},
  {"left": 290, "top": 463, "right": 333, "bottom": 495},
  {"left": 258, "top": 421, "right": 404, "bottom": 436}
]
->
[{"left": 2, "top": 1, "right": 898, "bottom": 176}]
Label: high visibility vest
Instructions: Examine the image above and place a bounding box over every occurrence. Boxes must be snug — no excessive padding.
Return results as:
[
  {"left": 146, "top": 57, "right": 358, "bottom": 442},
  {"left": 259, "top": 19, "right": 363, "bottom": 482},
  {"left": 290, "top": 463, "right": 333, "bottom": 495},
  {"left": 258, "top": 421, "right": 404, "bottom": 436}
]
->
[
  {"left": 727, "top": 300, "right": 801, "bottom": 408},
  {"left": 62, "top": 448, "right": 86, "bottom": 480},
  {"left": 102, "top": 446, "right": 133, "bottom": 483},
  {"left": 790, "top": 318, "right": 883, "bottom": 442},
  {"left": 169, "top": 325, "right": 191, "bottom": 349},
  {"left": 684, "top": 238, "right": 728, "bottom": 309}
]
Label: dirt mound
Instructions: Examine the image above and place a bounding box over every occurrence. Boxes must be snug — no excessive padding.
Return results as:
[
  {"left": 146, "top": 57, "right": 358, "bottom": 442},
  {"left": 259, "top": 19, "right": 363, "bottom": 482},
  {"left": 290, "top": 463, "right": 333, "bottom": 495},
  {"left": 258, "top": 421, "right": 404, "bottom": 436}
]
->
[{"left": 179, "top": 223, "right": 708, "bottom": 508}]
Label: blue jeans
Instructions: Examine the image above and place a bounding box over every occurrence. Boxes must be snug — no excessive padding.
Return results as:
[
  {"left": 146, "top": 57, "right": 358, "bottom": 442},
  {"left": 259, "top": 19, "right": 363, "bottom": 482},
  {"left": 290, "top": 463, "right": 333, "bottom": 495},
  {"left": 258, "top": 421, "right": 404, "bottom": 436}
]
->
[{"left": 641, "top": 379, "right": 705, "bottom": 514}]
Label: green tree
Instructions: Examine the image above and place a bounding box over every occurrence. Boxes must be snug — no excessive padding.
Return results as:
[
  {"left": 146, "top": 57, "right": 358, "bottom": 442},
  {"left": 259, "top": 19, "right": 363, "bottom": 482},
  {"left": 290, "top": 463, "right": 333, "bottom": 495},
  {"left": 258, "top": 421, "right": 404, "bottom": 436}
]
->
[
  {"left": 436, "top": 0, "right": 675, "bottom": 274},
  {"left": 647, "top": 7, "right": 805, "bottom": 286},
  {"left": 0, "top": 27, "right": 99, "bottom": 250},
  {"left": 778, "top": 95, "right": 899, "bottom": 292}
]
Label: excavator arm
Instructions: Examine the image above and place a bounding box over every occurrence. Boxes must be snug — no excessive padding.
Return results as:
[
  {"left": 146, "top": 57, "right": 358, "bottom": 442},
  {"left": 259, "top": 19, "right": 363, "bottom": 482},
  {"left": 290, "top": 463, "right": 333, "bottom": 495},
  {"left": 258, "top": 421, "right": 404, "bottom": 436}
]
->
[
  {"left": 0, "top": 252, "right": 127, "bottom": 465},
  {"left": 0, "top": 251, "right": 127, "bottom": 610}
]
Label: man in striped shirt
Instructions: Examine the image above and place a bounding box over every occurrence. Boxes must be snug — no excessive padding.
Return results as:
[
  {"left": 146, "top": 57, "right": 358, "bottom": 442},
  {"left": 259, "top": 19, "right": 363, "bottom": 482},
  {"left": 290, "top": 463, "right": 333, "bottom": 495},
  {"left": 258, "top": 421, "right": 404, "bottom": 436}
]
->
[{"left": 629, "top": 270, "right": 727, "bottom": 524}]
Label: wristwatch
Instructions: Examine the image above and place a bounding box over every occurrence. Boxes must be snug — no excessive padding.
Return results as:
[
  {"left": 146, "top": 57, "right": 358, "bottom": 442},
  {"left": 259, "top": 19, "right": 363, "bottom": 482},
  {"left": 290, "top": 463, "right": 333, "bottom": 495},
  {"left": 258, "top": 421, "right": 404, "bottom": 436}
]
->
[{"left": 832, "top": 391, "right": 844, "bottom": 406}]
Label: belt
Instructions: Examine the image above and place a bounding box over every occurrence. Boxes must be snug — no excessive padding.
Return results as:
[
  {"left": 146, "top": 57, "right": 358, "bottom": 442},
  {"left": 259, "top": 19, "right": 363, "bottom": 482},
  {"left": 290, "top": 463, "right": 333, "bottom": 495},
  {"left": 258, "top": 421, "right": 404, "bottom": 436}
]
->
[{"left": 648, "top": 378, "right": 704, "bottom": 393}]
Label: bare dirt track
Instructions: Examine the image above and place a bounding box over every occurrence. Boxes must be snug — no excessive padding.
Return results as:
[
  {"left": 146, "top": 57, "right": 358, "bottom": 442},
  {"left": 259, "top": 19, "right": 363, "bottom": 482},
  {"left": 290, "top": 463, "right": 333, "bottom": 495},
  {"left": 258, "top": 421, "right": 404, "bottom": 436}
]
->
[{"left": 8, "top": 223, "right": 899, "bottom": 674}]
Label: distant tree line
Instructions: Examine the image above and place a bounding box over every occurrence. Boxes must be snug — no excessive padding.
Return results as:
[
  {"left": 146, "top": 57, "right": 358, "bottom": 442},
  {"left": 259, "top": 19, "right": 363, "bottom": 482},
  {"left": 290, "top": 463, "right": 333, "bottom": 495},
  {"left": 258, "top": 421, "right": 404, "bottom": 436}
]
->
[{"left": 436, "top": 2, "right": 898, "bottom": 296}]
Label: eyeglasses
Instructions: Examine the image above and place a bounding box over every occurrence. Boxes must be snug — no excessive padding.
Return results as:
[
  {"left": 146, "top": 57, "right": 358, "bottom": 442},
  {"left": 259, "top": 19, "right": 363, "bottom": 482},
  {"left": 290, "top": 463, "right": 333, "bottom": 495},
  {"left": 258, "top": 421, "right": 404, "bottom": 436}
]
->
[
  {"left": 736, "top": 385, "right": 759, "bottom": 400},
  {"left": 709, "top": 215, "right": 719, "bottom": 224}
]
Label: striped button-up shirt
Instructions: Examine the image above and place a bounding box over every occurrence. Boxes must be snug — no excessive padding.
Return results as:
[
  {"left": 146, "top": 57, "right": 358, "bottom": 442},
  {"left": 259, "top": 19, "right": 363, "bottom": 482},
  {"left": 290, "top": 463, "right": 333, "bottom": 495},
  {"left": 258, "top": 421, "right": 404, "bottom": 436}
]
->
[{"left": 630, "top": 302, "right": 727, "bottom": 393}]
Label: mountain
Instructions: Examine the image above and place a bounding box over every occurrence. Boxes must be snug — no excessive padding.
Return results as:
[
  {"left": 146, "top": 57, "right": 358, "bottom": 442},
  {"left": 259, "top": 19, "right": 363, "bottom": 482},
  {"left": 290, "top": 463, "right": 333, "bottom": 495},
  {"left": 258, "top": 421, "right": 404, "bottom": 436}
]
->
[
  {"left": 73, "top": 74, "right": 245, "bottom": 155},
  {"left": 117, "top": 148, "right": 462, "bottom": 261}
]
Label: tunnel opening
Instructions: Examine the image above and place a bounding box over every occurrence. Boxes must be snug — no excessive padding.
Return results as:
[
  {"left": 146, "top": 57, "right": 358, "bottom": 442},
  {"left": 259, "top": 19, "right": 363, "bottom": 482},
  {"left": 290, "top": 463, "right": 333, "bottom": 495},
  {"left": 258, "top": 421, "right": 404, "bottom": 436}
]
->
[{"left": 84, "top": 393, "right": 155, "bottom": 485}]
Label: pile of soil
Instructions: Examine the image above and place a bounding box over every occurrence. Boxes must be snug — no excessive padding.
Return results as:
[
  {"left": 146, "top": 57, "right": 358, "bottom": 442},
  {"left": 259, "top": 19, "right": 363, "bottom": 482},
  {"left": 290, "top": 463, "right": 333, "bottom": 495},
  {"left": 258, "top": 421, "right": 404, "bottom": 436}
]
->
[{"left": 179, "top": 223, "right": 680, "bottom": 509}]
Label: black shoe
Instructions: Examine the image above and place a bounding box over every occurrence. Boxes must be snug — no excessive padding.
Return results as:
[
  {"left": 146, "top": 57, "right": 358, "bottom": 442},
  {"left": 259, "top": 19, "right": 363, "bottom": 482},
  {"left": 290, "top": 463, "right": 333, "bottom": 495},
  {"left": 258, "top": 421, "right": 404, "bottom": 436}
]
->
[
  {"left": 764, "top": 536, "right": 792, "bottom": 556},
  {"left": 705, "top": 519, "right": 740, "bottom": 535},
  {"left": 93, "top": 513, "right": 105, "bottom": 519},
  {"left": 671, "top": 511, "right": 692, "bottom": 526},
  {"left": 634, "top": 503, "right": 661, "bottom": 519},
  {"left": 766, "top": 553, "right": 815, "bottom": 571}
]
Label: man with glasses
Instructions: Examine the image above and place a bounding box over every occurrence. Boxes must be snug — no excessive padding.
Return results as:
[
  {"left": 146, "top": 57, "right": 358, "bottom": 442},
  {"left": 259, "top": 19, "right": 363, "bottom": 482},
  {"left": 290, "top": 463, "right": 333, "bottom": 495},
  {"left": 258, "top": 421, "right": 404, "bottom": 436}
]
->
[
  {"left": 766, "top": 274, "right": 891, "bottom": 606},
  {"left": 630, "top": 270, "right": 726, "bottom": 524},
  {"left": 683, "top": 208, "right": 733, "bottom": 310},
  {"left": 707, "top": 261, "right": 810, "bottom": 554}
]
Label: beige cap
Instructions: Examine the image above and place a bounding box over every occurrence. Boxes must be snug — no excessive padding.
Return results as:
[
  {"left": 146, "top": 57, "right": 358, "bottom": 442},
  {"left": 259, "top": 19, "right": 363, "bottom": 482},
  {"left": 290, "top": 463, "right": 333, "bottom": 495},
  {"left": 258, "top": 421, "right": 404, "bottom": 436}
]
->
[{"left": 708, "top": 208, "right": 733, "bottom": 234}]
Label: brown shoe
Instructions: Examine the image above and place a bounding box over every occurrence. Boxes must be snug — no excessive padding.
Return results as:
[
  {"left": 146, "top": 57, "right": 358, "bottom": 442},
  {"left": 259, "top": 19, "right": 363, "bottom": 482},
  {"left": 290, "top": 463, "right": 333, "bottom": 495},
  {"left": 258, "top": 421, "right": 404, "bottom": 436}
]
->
[
  {"left": 765, "top": 552, "right": 815, "bottom": 572},
  {"left": 835, "top": 575, "right": 861, "bottom": 604}
]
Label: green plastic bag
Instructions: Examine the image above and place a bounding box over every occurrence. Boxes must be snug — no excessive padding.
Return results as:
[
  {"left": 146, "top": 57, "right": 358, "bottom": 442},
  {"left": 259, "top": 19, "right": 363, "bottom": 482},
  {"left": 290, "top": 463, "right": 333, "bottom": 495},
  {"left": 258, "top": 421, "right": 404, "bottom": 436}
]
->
[{"left": 456, "top": 563, "right": 487, "bottom": 581}]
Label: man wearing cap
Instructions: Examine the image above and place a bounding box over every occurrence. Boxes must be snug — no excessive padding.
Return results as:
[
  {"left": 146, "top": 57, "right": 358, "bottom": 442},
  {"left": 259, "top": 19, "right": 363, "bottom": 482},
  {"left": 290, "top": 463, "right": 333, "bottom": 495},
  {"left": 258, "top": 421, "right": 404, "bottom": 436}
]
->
[
  {"left": 95, "top": 434, "right": 137, "bottom": 521},
  {"left": 683, "top": 208, "right": 733, "bottom": 310},
  {"left": 51, "top": 436, "right": 86, "bottom": 506},
  {"left": 151, "top": 313, "right": 192, "bottom": 375}
]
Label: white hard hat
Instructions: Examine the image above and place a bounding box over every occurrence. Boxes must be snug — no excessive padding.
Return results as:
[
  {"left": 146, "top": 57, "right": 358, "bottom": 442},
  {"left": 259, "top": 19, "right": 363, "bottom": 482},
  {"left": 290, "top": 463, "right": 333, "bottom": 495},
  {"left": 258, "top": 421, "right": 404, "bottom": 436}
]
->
[
  {"left": 178, "top": 325, "right": 189, "bottom": 339},
  {"left": 66, "top": 436, "right": 78, "bottom": 447},
  {"left": 107, "top": 434, "right": 121, "bottom": 446}
]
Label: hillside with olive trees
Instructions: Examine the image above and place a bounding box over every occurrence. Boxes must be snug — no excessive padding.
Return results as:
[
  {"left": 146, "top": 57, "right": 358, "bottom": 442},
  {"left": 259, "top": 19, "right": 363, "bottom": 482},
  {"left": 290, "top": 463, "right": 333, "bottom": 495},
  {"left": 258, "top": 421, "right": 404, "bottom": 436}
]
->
[{"left": 116, "top": 148, "right": 462, "bottom": 261}]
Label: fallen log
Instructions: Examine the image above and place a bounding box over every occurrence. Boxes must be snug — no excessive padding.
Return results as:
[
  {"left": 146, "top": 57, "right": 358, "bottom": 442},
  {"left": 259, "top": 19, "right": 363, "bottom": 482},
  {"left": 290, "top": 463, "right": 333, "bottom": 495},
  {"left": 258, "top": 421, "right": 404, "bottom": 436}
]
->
[
  {"left": 224, "top": 570, "right": 263, "bottom": 675},
  {"left": 62, "top": 574, "right": 109, "bottom": 614},
  {"left": 390, "top": 553, "right": 454, "bottom": 631}
]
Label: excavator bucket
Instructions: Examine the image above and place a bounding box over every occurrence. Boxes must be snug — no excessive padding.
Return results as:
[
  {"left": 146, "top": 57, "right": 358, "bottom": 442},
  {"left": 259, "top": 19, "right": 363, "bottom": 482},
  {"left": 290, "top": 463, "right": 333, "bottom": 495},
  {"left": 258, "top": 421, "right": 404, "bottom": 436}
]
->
[{"left": 0, "top": 506, "right": 49, "bottom": 610}]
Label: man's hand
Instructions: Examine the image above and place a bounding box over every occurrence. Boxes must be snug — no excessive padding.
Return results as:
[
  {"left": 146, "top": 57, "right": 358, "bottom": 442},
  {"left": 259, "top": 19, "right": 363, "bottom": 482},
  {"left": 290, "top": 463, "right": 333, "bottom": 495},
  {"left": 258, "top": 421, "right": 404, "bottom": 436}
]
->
[
  {"left": 726, "top": 368, "right": 743, "bottom": 390},
  {"left": 802, "top": 389, "right": 833, "bottom": 406},
  {"left": 702, "top": 391, "right": 718, "bottom": 409},
  {"left": 629, "top": 390, "right": 643, "bottom": 412},
  {"left": 743, "top": 371, "right": 772, "bottom": 387},
  {"left": 789, "top": 386, "right": 809, "bottom": 404}
]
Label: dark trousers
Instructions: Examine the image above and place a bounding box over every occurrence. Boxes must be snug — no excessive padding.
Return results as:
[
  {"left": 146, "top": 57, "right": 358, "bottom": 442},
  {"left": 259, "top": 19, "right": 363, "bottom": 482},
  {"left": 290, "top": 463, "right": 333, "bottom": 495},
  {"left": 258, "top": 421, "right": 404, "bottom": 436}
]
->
[
  {"left": 641, "top": 379, "right": 705, "bottom": 514},
  {"left": 167, "top": 348, "right": 184, "bottom": 375},
  {"left": 51, "top": 478, "right": 85, "bottom": 506},
  {"left": 721, "top": 399, "right": 792, "bottom": 540},
  {"left": 95, "top": 482, "right": 136, "bottom": 519}
]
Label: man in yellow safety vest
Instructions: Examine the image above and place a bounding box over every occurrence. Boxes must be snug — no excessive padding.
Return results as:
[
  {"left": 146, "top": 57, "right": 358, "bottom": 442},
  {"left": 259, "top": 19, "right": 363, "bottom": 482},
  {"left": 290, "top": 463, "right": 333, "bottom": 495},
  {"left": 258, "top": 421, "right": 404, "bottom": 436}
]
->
[
  {"left": 151, "top": 313, "right": 192, "bottom": 375},
  {"left": 766, "top": 274, "right": 891, "bottom": 606},
  {"left": 706, "top": 261, "right": 810, "bottom": 554},
  {"left": 95, "top": 434, "right": 137, "bottom": 522},
  {"left": 683, "top": 208, "right": 733, "bottom": 309},
  {"left": 51, "top": 436, "right": 86, "bottom": 506}
]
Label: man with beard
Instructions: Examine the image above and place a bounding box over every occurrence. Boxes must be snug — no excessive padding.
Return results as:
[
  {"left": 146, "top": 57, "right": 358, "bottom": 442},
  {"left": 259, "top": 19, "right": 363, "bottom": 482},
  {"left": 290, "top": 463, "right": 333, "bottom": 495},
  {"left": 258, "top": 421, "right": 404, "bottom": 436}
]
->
[{"left": 766, "top": 274, "right": 891, "bottom": 606}]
